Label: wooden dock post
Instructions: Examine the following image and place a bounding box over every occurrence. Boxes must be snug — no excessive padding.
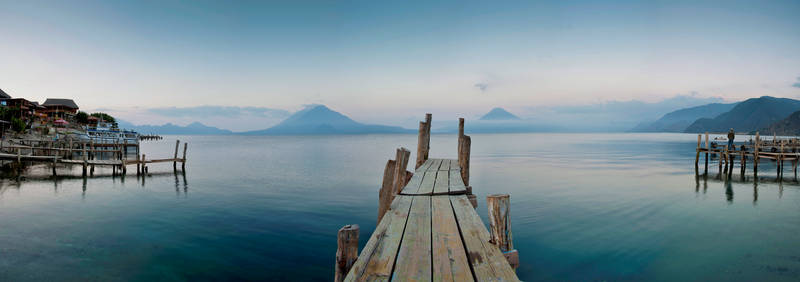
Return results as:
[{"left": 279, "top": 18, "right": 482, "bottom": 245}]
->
[
  {"left": 740, "top": 148, "right": 746, "bottom": 177},
  {"left": 459, "top": 135, "right": 471, "bottom": 186},
  {"left": 695, "top": 134, "right": 701, "bottom": 172},
  {"left": 377, "top": 160, "right": 397, "bottom": 223},
  {"left": 392, "top": 148, "right": 411, "bottom": 194},
  {"left": 487, "top": 194, "right": 518, "bottom": 270},
  {"left": 182, "top": 142, "right": 188, "bottom": 171},
  {"left": 415, "top": 114, "right": 431, "bottom": 169},
  {"left": 779, "top": 142, "right": 784, "bottom": 180},
  {"left": 719, "top": 145, "right": 726, "bottom": 176},
  {"left": 335, "top": 224, "right": 359, "bottom": 282},
  {"left": 82, "top": 143, "right": 87, "bottom": 177},
  {"left": 173, "top": 140, "right": 180, "bottom": 171},
  {"left": 704, "top": 132, "right": 709, "bottom": 174},
  {"left": 136, "top": 153, "right": 141, "bottom": 176},
  {"left": 754, "top": 132, "right": 760, "bottom": 177},
  {"left": 142, "top": 154, "right": 147, "bottom": 175}
]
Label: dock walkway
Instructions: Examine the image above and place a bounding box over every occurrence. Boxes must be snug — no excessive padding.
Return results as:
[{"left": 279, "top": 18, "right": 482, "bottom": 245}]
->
[
  {"left": 346, "top": 158, "right": 517, "bottom": 281},
  {"left": 337, "top": 114, "right": 519, "bottom": 281}
]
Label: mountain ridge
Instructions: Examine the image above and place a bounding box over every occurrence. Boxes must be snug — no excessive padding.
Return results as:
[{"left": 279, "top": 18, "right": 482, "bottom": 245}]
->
[
  {"left": 684, "top": 96, "right": 800, "bottom": 133},
  {"left": 241, "top": 105, "right": 412, "bottom": 135}
]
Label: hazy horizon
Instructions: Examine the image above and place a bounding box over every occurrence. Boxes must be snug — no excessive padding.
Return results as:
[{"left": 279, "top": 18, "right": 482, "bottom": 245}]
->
[{"left": 1, "top": 0, "right": 799, "bottom": 130}]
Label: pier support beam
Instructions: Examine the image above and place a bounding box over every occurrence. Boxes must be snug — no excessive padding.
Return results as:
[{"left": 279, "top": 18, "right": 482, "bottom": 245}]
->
[
  {"left": 335, "top": 224, "right": 359, "bottom": 282},
  {"left": 392, "top": 148, "right": 410, "bottom": 194},
  {"left": 182, "top": 143, "right": 188, "bottom": 171},
  {"left": 459, "top": 135, "right": 471, "bottom": 186},
  {"left": 754, "top": 132, "right": 760, "bottom": 177},
  {"left": 415, "top": 114, "right": 431, "bottom": 169},
  {"left": 487, "top": 194, "right": 518, "bottom": 270},
  {"left": 173, "top": 140, "right": 180, "bottom": 172},
  {"left": 704, "top": 132, "right": 709, "bottom": 174},
  {"left": 377, "top": 160, "right": 396, "bottom": 223},
  {"left": 695, "top": 134, "right": 701, "bottom": 173}
]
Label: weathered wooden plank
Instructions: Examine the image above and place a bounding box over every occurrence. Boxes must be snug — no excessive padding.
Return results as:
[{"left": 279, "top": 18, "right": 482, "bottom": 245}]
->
[
  {"left": 448, "top": 168, "right": 467, "bottom": 193},
  {"left": 427, "top": 159, "right": 443, "bottom": 172},
  {"left": 346, "top": 196, "right": 414, "bottom": 281},
  {"left": 450, "top": 195, "right": 519, "bottom": 281},
  {"left": 438, "top": 159, "right": 450, "bottom": 171},
  {"left": 415, "top": 171, "right": 437, "bottom": 194},
  {"left": 392, "top": 196, "right": 432, "bottom": 280},
  {"left": 433, "top": 167, "right": 450, "bottom": 194},
  {"left": 431, "top": 196, "right": 473, "bottom": 282}
]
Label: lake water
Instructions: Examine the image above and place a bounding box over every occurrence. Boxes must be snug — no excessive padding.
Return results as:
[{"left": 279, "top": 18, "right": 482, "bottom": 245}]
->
[{"left": 0, "top": 133, "right": 799, "bottom": 281}]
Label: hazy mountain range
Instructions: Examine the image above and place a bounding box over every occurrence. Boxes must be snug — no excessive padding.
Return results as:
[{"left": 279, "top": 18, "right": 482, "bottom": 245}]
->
[
  {"left": 240, "top": 105, "right": 412, "bottom": 135},
  {"left": 118, "top": 120, "right": 233, "bottom": 135},
  {"left": 683, "top": 96, "right": 800, "bottom": 133},
  {"left": 631, "top": 102, "right": 739, "bottom": 132},
  {"left": 117, "top": 95, "right": 800, "bottom": 135}
]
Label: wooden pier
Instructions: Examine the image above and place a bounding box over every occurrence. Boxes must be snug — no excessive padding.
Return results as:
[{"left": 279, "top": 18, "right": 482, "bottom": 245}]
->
[
  {"left": 0, "top": 138, "right": 188, "bottom": 178},
  {"left": 695, "top": 132, "right": 800, "bottom": 180},
  {"left": 337, "top": 115, "right": 519, "bottom": 281}
]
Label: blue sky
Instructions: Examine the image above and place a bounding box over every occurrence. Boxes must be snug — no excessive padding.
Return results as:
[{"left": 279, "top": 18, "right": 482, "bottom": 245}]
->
[{"left": 1, "top": 0, "right": 799, "bottom": 130}]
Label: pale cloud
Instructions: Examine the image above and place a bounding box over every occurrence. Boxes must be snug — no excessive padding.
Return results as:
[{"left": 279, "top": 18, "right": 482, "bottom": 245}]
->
[{"left": 474, "top": 83, "right": 488, "bottom": 92}]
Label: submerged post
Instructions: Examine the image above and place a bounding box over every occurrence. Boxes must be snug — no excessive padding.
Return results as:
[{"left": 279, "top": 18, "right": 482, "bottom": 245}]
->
[
  {"left": 377, "top": 160, "right": 397, "bottom": 223},
  {"left": 695, "top": 134, "right": 701, "bottom": 172},
  {"left": 182, "top": 142, "right": 188, "bottom": 171},
  {"left": 704, "top": 132, "right": 709, "bottom": 174},
  {"left": 173, "top": 139, "right": 180, "bottom": 171},
  {"left": 754, "top": 132, "right": 760, "bottom": 177},
  {"left": 487, "top": 194, "right": 518, "bottom": 270},
  {"left": 82, "top": 143, "right": 87, "bottom": 177},
  {"left": 335, "top": 224, "right": 359, "bottom": 282}
]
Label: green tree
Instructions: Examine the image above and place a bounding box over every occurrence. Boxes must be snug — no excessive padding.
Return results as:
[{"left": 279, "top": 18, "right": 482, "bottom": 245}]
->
[
  {"left": 0, "top": 107, "right": 21, "bottom": 121},
  {"left": 75, "top": 111, "right": 89, "bottom": 124},
  {"left": 90, "top": 112, "right": 115, "bottom": 123},
  {"left": 11, "top": 117, "right": 26, "bottom": 133}
]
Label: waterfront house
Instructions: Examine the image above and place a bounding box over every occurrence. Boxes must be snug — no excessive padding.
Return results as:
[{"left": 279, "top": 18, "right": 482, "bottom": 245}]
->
[{"left": 42, "top": 98, "right": 79, "bottom": 120}]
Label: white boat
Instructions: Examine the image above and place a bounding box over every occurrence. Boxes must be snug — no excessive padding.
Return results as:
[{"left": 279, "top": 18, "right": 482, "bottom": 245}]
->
[{"left": 81, "top": 122, "right": 140, "bottom": 145}]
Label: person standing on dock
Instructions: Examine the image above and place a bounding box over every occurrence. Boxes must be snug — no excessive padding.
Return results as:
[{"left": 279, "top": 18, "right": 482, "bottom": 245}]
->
[{"left": 728, "top": 128, "right": 735, "bottom": 150}]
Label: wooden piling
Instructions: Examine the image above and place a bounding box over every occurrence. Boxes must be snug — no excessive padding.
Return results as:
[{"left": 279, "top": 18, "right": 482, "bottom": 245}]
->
[
  {"left": 719, "top": 145, "right": 726, "bottom": 175},
  {"left": 459, "top": 135, "right": 471, "bottom": 186},
  {"left": 182, "top": 143, "right": 188, "bottom": 171},
  {"left": 415, "top": 114, "right": 432, "bottom": 169},
  {"left": 136, "top": 153, "right": 141, "bottom": 176},
  {"left": 82, "top": 143, "right": 87, "bottom": 177},
  {"left": 335, "top": 224, "right": 359, "bottom": 282},
  {"left": 754, "top": 132, "right": 760, "bottom": 177},
  {"left": 740, "top": 149, "right": 746, "bottom": 176},
  {"left": 392, "top": 148, "right": 411, "bottom": 194},
  {"left": 695, "top": 134, "right": 701, "bottom": 172},
  {"left": 704, "top": 132, "right": 709, "bottom": 174},
  {"left": 142, "top": 154, "right": 147, "bottom": 176},
  {"left": 173, "top": 140, "right": 180, "bottom": 171},
  {"left": 487, "top": 194, "right": 517, "bottom": 270},
  {"left": 377, "top": 160, "right": 397, "bottom": 223}
]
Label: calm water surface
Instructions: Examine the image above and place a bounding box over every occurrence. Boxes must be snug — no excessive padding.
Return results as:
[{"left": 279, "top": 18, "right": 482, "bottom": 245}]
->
[{"left": 0, "top": 133, "right": 798, "bottom": 281}]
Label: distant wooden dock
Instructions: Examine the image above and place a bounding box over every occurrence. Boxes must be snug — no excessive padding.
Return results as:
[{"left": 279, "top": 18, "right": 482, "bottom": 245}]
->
[
  {"left": 0, "top": 138, "right": 187, "bottom": 178},
  {"left": 336, "top": 115, "right": 519, "bottom": 281},
  {"left": 695, "top": 132, "right": 800, "bottom": 180}
]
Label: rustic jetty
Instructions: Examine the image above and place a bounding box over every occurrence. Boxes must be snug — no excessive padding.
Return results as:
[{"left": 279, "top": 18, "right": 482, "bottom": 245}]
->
[
  {"left": 695, "top": 131, "right": 800, "bottom": 180},
  {"left": 0, "top": 138, "right": 188, "bottom": 178},
  {"left": 139, "top": 134, "right": 163, "bottom": 141},
  {"left": 336, "top": 115, "right": 519, "bottom": 281}
]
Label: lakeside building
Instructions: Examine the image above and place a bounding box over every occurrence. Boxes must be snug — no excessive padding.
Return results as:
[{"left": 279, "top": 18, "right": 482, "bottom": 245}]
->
[{"left": 42, "top": 98, "right": 80, "bottom": 120}]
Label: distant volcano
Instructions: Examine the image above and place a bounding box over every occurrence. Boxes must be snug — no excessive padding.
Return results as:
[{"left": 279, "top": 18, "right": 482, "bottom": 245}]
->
[
  {"left": 480, "top": 107, "right": 521, "bottom": 121},
  {"left": 242, "top": 105, "right": 412, "bottom": 135}
]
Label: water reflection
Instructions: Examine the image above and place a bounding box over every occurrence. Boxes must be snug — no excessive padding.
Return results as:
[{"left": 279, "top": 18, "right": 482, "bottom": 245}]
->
[
  {"left": 753, "top": 181, "right": 758, "bottom": 206},
  {"left": 725, "top": 178, "right": 734, "bottom": 203}
]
